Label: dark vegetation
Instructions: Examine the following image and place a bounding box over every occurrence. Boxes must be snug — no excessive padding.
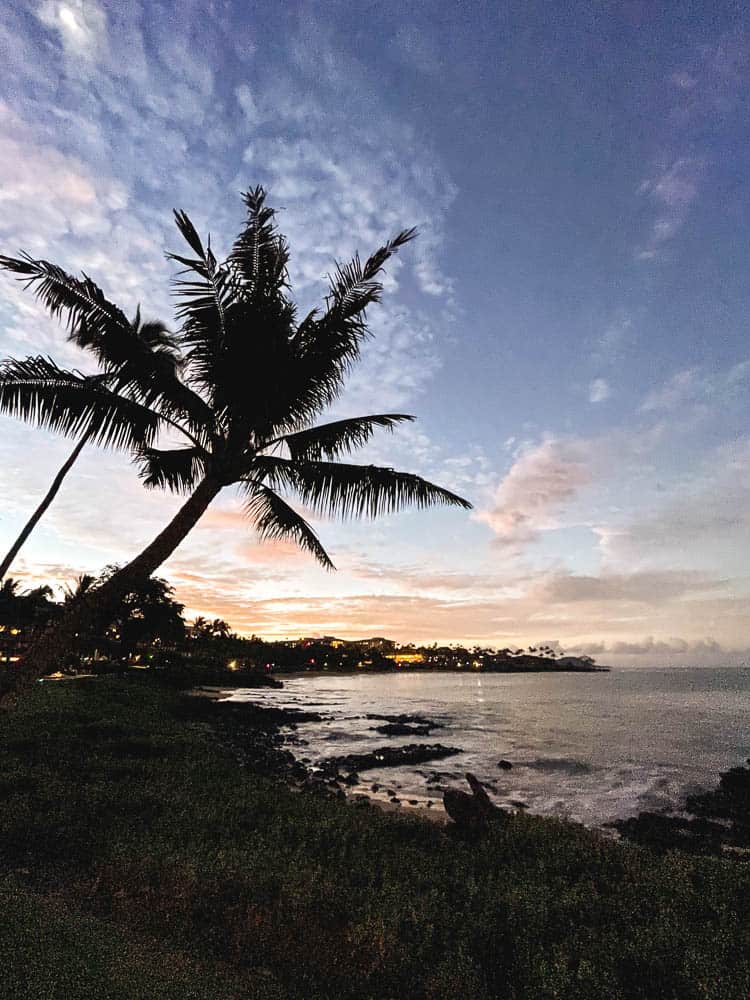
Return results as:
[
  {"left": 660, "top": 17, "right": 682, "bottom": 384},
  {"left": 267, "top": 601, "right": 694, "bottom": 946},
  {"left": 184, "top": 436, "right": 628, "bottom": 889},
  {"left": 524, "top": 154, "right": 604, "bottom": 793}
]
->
[{"left": 2, "top": 675, "right": 750, "bottom": 999}]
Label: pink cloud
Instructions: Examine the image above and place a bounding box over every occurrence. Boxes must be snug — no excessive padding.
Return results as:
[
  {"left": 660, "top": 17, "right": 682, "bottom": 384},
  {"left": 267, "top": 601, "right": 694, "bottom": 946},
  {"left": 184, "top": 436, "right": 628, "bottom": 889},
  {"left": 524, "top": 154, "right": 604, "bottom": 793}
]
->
[{"left": 474, "top": 437, "right": 593, "bottom": 549}]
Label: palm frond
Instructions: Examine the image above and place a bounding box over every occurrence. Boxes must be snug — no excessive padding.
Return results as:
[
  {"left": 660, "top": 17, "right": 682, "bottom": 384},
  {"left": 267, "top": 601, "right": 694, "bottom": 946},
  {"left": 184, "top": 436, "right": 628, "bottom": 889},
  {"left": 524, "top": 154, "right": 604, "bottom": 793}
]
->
[
  {"left": 132, "top": 319, "right": 179, "bottom": 354},
  {"left": 168, "top": 210, "right": 238, "bottom": 401},
  {"left": 287, "top": 229, "right": 418, "bottom": 419},
  {"left": 0, "top": 254, "right": 210, "bottom": 435},
  {"left": 243, "top": 483, "right": 334, "bottom": 569},
  {"left": 254, "top": 456, "right": 472, "bottom": 519},
  {"left": 0, "top": 356, "right": 161, "bottom": 451},
  {"left": 228, "top": 186, "right": 290, "bottom": 298},
  {"left": 106, "top": 341, "right": 214, "bottom": 444},
  {"left": 136, "top": 446, "right": 208, "bottom": 494},
  {"left": 273, "top": 413, "right": 414, "bottom": 461},
  {"left": 0, "top": 254, "right": 132, "bottom": 350},
  {"left": 324, "top": 229, "right": 417, "bottom": 323}
]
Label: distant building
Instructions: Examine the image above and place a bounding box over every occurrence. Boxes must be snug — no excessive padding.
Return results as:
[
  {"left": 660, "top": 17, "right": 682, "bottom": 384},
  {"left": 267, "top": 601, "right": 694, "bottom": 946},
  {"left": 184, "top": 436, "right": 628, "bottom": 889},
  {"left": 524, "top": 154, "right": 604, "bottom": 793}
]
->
[
  {"left": 393, "top": 652, "right": 425, "bottom": 665},
  {"left": 352, "top": 637, "right": 397, "bottom": 652}
]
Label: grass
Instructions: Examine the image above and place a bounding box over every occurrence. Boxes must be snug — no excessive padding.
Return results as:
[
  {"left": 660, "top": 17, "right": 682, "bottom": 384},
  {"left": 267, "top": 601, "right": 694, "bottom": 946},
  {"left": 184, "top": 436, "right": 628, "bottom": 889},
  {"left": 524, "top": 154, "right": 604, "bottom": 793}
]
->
[{"left": 1, "top": 676, "right": 749, "bottom": 999}]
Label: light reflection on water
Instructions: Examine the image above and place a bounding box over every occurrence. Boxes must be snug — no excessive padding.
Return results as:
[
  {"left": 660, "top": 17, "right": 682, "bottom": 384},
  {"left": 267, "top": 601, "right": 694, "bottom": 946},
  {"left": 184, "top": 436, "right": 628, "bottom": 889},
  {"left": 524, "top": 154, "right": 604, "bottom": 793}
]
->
[{"left": 227, "top": 668, "right": 750, "bottom": 827}]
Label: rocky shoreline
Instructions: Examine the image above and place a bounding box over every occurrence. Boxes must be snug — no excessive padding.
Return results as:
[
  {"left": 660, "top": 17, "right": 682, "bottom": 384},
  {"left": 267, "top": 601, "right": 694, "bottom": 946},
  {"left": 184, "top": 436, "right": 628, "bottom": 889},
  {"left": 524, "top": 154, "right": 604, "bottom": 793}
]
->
[
  {"left": 186, "top": 689, "right": 471, "bottom": 817},
  {"left": 187, "top": 683, "right": 750, "bottom": 852}
]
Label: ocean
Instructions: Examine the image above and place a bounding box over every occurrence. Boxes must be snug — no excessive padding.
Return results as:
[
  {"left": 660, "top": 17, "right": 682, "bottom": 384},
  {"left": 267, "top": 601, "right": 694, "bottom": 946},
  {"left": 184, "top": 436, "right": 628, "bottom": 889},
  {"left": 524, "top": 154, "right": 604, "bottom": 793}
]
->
[{"left": 226, "top": 667, "right": 750, "bottom": 827}]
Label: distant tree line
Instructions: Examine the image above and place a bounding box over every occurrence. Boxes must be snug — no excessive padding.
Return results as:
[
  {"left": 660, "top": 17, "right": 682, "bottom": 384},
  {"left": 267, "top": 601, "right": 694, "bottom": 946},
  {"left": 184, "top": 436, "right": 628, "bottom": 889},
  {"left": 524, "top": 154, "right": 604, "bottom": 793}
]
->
[{"left": 1, "top": 577, "right": 598, "bottom": 680}]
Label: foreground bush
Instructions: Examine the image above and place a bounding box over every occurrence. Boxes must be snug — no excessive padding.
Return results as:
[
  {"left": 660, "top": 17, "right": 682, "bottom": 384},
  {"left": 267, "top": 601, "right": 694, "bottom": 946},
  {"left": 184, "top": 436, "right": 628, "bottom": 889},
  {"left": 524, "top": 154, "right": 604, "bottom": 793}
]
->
[{"left": 1, "top": 677, "right": 749, "bottom": 999}]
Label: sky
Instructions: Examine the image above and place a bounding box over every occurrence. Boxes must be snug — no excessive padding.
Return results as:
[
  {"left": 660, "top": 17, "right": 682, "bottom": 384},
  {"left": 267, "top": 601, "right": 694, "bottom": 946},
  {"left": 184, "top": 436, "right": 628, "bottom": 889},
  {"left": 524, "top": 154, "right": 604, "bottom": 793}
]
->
[{"left": 0, "top": 0, "right": 748, "bottom": 666}]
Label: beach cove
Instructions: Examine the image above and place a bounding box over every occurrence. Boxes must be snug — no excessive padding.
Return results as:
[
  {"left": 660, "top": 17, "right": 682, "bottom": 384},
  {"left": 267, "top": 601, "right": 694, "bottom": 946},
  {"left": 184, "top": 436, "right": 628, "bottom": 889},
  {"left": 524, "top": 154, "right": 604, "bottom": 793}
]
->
[{"left": 224, "top": 667, "right": 750, "bottom": 827}]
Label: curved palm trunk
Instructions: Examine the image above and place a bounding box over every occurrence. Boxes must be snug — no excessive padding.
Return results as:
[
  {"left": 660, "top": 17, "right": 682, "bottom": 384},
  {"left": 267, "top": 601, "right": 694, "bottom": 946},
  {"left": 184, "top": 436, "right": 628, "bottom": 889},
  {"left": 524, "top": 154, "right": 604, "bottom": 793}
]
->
[
  {"left": 0, "top": 433, "right": 91, "bottom": 582},
  {"left": 0, "top": 476, "right": 223, "bottom": 709}
]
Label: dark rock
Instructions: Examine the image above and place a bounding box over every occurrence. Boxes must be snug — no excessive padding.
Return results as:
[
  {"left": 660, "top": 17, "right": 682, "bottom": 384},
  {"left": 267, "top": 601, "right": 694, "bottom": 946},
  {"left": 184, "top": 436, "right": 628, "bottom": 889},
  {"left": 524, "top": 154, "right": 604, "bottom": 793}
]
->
[
  {"left": 614, "top": 758, "right": 750, "bottom": 856},
  {"left": 319, "top": 743, "right": 462, "bottom": 776},
  {"left": 443, "top": 772, "right": 506, "bottom": 829},
  {"left": 408, "top": 799, "right": 419, "bottom": 806},
  {"left": 498, "top": 759, "right": 513, "bottom": 770},
  {"left": 342, "top": 772, "right": 359, "bottom": 786},
  {"left": 178, "top": 693, "right": 319, "bottom": 784},
  {"left": 370, "top": 783, "right": 380, "bottom": 793},
  {"left": 366, "top": 713, "right": 444, "bottom": 729},
  {"left": 371, "top": 723, "right": 432, "bottom": 736}
]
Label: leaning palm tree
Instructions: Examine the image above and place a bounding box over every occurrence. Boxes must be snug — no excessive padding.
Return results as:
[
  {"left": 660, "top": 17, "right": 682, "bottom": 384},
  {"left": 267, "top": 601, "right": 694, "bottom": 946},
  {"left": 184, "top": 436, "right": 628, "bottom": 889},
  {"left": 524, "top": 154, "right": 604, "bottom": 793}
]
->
[
  {"left": 0, "top": 253, "right": 183, "bottom": 582},
  {"left": 0, "top": 186, "right": 471, "bottom": 706}
]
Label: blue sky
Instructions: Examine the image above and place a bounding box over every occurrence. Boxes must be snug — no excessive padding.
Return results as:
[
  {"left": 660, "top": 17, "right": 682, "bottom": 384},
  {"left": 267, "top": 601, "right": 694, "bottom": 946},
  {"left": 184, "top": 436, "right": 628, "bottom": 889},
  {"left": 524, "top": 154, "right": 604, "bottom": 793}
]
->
[{"left": 0, "top": 1, "right": 748, "bottom": 665}]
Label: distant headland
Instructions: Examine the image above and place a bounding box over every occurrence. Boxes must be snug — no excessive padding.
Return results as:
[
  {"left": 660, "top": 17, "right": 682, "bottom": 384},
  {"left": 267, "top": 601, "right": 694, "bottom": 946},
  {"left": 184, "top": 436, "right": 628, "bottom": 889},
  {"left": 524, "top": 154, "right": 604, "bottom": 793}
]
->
[{"left": 180, "top": 631, "right": 609, "bottom": 677}]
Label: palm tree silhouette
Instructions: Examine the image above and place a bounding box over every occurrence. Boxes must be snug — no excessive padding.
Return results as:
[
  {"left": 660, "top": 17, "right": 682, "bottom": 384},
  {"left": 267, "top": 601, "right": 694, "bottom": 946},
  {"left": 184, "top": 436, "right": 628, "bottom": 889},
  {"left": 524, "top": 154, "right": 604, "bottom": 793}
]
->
[
  {"left": 0, "top": 187, "right": 471, "bottom": 705},
  {"left": 209, "top": 618, "right": 231, "bottom": 639},
  {"left": 0, "top": 577, "right": 55, "bottom": 664},
  {"left": 0, "top": 253, "right": 182, "bottom": 581}
]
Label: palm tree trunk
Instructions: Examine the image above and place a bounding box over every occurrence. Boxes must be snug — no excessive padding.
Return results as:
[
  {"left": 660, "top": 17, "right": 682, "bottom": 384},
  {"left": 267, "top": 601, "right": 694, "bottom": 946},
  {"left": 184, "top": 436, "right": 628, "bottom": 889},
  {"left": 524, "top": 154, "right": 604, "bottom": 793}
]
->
[
  {"left": 0, "top": 475, "right": 224, "bottom": 709},
  {"left": 0, "top": 433, "right": 91, "bottom": 582}
]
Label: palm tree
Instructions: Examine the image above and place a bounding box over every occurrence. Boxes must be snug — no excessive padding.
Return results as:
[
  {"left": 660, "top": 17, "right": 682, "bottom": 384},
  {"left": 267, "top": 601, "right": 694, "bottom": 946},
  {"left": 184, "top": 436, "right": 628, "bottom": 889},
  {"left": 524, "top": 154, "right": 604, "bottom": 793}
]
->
[
  {"left": 0, "top": 256, "right": 181, "bottom": 582},
  {"left": 209, "top": 618, "right": 231, "bottom": 639},
  {"left": 0, "top": 186, "right": 471, "bottom": 706},
  {"left": 61, "top": 574, "right": 97, "bottom": 606},
  {"left": 189, "top": 615, "right": 210, "bottom": 639},
  {"left": 0, "top": 577, "right": 56, "bottom": 667}
]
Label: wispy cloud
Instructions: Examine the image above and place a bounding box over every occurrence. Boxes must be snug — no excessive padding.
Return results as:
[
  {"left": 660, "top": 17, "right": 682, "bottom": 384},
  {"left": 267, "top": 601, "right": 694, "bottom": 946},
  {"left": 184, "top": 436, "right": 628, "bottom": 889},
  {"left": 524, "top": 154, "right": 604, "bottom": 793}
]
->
[
  {"left": 637, "top": 157, "right": 703, "bottom": 260},
  {"left": 637, "top": 30, "right": 750, "bottom": 262},
  {"left": 474, "top": 436, "right": 593, "bottom": 550},
  {"left": 588, "top": 378, "right": 610, "bottom": 403},
  {"left": 640, "top": 359, "right": 749, "bottom": 413},
  {"left": 591, "top": 312, "right": 635, "bottom": 367}
]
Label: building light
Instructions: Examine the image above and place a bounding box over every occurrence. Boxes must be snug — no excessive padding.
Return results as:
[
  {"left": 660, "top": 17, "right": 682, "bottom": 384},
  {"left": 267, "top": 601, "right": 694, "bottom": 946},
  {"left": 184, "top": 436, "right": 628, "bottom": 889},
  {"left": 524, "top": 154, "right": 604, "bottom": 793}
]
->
[{"left": 393, "top": 653, "right": 425, "bottom": 664}]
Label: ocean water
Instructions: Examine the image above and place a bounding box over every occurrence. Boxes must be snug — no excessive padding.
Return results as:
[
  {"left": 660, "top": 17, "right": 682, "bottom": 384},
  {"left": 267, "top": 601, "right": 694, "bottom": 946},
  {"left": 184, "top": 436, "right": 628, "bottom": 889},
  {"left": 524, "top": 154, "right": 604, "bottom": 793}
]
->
[{"left": 226, "top": 668, "right": 750, "bottom": 827}]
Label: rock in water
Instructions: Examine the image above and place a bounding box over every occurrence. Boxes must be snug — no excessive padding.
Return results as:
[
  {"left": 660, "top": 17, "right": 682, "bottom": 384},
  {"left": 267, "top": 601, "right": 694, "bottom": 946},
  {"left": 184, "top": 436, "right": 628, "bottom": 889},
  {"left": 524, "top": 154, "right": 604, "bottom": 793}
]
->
[
  {"left": 443, "top": 772, "right": 505, "bottom": 829},
  {"left": 319, "top": 743, "right": 462, "bottom": 776},
  {"left": 370, "top": 723, "right": 432, "bottom": 736}
]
